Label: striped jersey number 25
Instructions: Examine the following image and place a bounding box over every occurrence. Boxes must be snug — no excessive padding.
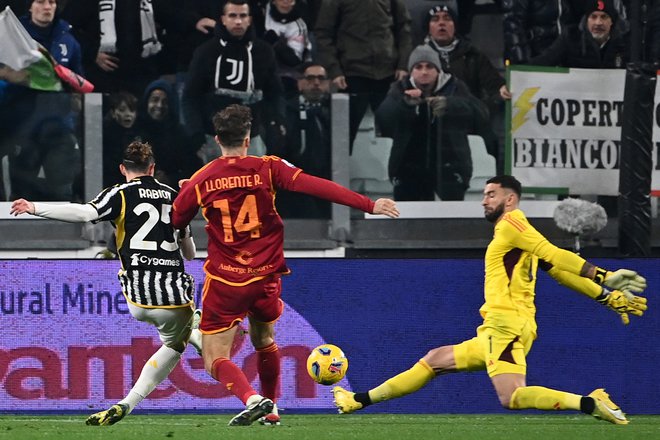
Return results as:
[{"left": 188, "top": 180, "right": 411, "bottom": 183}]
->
[{"left": 130, "top": 202, "right": 178, "bottom": 251}]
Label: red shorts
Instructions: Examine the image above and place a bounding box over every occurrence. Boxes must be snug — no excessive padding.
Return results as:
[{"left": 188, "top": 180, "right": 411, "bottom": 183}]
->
[{"left": 200, "top": 274, "right": 283, "bottom": 334}]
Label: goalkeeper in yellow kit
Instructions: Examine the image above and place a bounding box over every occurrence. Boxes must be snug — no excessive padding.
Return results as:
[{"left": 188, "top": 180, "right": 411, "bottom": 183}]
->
[{"left": 334, "top": 175, "right": 648, "bottom": 424}]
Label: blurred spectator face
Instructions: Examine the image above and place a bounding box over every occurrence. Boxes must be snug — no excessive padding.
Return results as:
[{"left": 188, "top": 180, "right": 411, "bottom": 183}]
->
[
  {"left": 587, "top": 11, "right": 612, "bottom": 43},
  {"left": 30, "top": 0, "right": 57, "bottom": 27},
  {"left": 112, "top": 100, "right": 137, "bottom": 128},
  {"left": 147, "top": 90, "right": 169, "bottom": 122},
  {"left": 222, "top": 3, "right": 251, "bottom": 38},
  {"left": 411, "top": 62, "right": 439, "bottom": 88},
  {"left": 298, "top": 65, "right": 330, "bottom": 103},
  {"left": 428, "top": 11, "right": 455, "bottom": 46},
  {"left": 273, "top": 0, "right": 295, "bottom": 15}
]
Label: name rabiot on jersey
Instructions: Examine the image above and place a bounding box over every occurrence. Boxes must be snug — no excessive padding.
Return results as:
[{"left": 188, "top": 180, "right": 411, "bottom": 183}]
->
[{"left": 89, "top": 176, "right": 193, "bottom": 307}]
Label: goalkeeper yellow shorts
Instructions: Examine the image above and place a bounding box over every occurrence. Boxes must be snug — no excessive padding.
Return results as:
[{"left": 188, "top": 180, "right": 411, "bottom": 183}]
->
[{"left": 453, "top": 317, "right": 536, "bottom": 377}]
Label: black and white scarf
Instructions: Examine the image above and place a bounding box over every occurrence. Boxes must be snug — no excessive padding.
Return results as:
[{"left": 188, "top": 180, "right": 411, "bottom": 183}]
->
[
  {"left": 425, "top": 36, "right": 459, "bottom": 69},
  {"left": 99, "top": 0, "right": 161, "bottom": 58},
  {"left": 214, "top": 28, "right": 254, "bottom": 93},
  {"left": 267, "top": 1, "right": 302, "bottom": 23}
]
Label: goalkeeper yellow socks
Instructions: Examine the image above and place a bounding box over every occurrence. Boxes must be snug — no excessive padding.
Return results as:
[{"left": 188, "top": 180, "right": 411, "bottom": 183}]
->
[
  {"left": 510, "top": 386, "right": 581, "bottom": 410},
  {"left": 359, "top": 360, "right": 435, "bottom": 405}
]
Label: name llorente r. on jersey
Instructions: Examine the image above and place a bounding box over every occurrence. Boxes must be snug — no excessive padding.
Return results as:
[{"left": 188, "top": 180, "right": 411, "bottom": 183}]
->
[{"left": 89, "top": 176, "right": 194, "bottom": 307}]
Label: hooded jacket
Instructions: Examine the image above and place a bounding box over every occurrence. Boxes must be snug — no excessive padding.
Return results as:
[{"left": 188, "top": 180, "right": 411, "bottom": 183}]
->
[
  {"left": 181, "top": 23, "right": 283, "bottom": 142},
  {"left": 137, "top": 79, "right": 200, "bottom": 185}
]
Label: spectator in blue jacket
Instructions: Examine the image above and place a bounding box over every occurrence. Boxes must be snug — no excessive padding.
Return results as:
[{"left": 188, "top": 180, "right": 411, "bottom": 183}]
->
[
  {"left": 20, "top": 0, "right": 84, "bottom": 75},
  {"left": 0, "top": 0, "right": 84, "bottom": 101},
  {"left": 0, "top": 0, "right": 85, "bottom": 201}
]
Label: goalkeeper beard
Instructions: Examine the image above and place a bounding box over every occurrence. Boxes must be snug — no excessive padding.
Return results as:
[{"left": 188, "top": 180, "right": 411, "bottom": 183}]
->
[{"left": 485, "top": 201, "right": 505, "bottom": 223}]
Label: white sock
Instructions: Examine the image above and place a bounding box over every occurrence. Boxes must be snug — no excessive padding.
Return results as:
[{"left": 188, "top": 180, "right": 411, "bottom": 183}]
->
[
  {"left": 246, "top": 394, "right": 264, "bottom": 408},
  {"left": 119, "top": 345, "right": 181, "bottom": 412},
  {"left": 188, "top": 329, "right": 202, "bottom": 354}
]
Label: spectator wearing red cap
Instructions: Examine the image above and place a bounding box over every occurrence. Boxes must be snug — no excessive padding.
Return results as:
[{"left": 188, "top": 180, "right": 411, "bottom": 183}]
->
[
  {"left": 529, "top": 0, "right": 629, "bottom": 68},
  {"left": 502, "top": 0, "right": 628, "bottom": 65}
]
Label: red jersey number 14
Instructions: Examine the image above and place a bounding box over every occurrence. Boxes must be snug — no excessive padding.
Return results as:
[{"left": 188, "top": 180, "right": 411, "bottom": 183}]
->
[{"left": 213, "top": 195, "right": 261, "bottom": 243}]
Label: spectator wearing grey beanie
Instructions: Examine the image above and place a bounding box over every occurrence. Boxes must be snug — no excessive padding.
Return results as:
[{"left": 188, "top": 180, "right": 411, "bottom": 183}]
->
[
  {"left": 407, "top": 44, "right": 444, "bottom": 73},
  {"left": 375, "top": 44, "right": 493, "bottom": 202}
]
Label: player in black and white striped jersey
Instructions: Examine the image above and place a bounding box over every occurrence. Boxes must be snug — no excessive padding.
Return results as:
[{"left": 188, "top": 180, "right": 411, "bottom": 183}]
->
[
  {"left": 90, "top": 173, "right": 193, "bottom": 308},
  {"left": 10, "top": 141, "right": 202, "bottom": 425}
]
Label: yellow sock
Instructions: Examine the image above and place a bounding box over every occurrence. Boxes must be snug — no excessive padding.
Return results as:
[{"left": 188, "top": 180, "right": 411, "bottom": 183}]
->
[
  {"left": 368, "top": 360, "right": 435, "bottom": 403},
  {"left": 510, "top": 386, "right": 581, "bottom": 410}
]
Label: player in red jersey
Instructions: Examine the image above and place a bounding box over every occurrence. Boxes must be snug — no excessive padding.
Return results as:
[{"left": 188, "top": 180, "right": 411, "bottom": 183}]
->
[{"left": 171, "top": 104, "right": 399, "bottom": 425}]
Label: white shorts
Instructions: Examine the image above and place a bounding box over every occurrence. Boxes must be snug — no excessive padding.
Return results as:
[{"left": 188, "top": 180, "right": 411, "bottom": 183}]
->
[{"left": 127, "top": 303, "right": 195, "bottom": 347}]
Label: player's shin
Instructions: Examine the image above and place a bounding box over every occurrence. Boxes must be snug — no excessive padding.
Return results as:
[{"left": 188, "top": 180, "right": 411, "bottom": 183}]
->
[
  {"left": 211, "top": 357, "right": 258, "bottom": 404},
  {"left": 367, "top": 360, "right": 435, "bottom": 404},
  {"left": 509, "top": 386, "right": 581, "bottom": 411},
  {"left": 122, "top": 345, "right": 182, "bottom": 411},
  {"left": 256, "top": 342, "right": 280, "bottom": 401}
]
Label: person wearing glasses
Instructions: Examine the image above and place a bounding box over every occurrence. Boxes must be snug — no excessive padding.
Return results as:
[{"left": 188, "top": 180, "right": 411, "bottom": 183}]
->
[{"left": 275, "top": 62, "right": 332, "bottom": 218}]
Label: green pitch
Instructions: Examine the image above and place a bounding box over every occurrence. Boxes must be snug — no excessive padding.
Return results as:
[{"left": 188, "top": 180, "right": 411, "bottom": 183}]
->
[{"left": 0, "top": 414, "right": 658, "bottom": 440}]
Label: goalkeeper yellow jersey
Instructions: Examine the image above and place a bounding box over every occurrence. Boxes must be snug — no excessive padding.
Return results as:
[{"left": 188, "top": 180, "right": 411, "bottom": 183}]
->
[{"left": 480, "top": 209, "right": 588, "bottom": 326}]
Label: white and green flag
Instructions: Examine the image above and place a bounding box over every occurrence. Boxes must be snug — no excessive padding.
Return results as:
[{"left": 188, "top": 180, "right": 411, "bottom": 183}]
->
[{"left": 0, "top": 6, "right": 63, "bottom": 91}]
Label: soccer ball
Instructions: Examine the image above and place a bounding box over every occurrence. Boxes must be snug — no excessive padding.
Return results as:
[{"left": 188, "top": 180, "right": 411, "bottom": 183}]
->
[{"left": 306, "top": 344, "right": 348, "bottom": 385}]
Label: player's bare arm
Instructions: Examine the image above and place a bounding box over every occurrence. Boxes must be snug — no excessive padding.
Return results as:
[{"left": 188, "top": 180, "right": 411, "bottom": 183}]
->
[
  {"left": 373, "top": 198, "right": 400, "bottom": 218},
  {"left": 580, "top": 262, "right": 597, "bottom": 279}
]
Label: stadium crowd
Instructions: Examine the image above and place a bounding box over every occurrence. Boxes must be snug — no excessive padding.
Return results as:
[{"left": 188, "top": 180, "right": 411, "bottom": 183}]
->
[{"left": 1, "top": 0, "right": 659, "bottom": 206}]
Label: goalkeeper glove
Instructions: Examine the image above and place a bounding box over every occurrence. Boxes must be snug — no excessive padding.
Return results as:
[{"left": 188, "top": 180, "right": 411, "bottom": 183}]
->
[
  {"left": 592, "top": 268, "right": 647, "bottom": 293},
  {"left": 595, "top": 288, "right": 648, "bottom": 325}
]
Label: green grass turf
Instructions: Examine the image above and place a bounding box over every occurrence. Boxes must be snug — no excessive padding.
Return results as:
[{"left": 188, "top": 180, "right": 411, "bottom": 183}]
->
[{"left": 0, "top": 414, "right": 658, "bottom": 440}]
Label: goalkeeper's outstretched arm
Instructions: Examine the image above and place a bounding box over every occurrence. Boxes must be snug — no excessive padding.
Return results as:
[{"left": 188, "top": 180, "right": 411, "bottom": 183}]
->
[
  {"left": 506, "top": 217, "right": 647, "bottom": 292},
  {"left": 542, "top": 263, "right": 648, "bottom": 325}
]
